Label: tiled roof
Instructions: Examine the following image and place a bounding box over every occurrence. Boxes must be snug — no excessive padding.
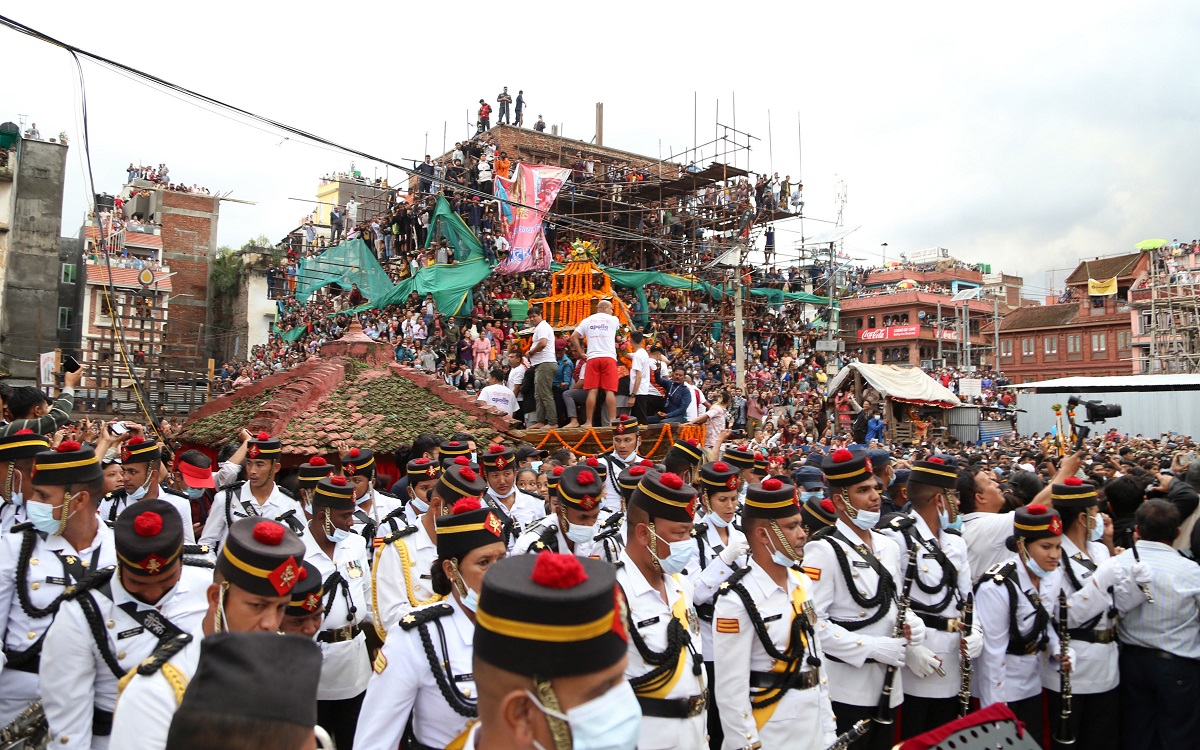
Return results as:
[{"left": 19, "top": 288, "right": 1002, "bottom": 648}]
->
[
  {"left": 85, "top": 225, "right": 163, "bottom": 249},
  {"left": 999, "top": 303, "right": 1078, "bottom": 331},
  {"left": 85, "top": 264, "right": 173, "bottom": 293},
  {"left": 1065, "top": 252, "right": 1145, "bottom": 285}
]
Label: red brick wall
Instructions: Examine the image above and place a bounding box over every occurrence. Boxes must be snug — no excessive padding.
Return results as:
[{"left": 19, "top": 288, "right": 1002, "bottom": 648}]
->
[
  {"left": 998, "top": 322, "right": 1132, "bottom": 382},
  {"left": 159, "top": 191, "right": 219, "bottom": 360}
]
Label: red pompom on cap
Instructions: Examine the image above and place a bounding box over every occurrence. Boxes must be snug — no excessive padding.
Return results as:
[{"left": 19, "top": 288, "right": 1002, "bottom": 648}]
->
[
  {"left": 820, "top": 498, "right": 836, "bottom": 513},
  {"left": 552, "top": 465, "right": 564, "bottom": 476},
  {"left": 452, "top": 497, "right": 482, "bottom": 514},
  {"left": 14, "top": 429, "right": 34, "bottom": 436},
  {"left": 531, "top": 551, "right": 588, "bottom": 589},
  {"left": 252, "top": 521, "right": 285, "bottom": 546},
  {"left": 454, "top": 456, "right": 471, "bottom": 466},
  {"left": 128, "top": 435, "right": 145, "bottom": 446},
  {"left": 488, "top": 444, "right": 505, "bottom": 453},
  {"left": 660, "top": 472, "right": 685, "bottom": 490},
  {"left": 349, "top": 447, "right": 361, "bottom": 458},
  {"left": 736, "top": 445, "right": 750, "bottom": 451},
  {"left": 831, "top": 448, "right": 854, "bottom": 463},
  {"left": 762, "top": 477, "right": 783, "bottom": 491},
  {"left": 630, "top": 466, "right": 647, "bottom": 476},
  {"left": 1026, "top": 503, "right": 1049, "bottom": 515},
  {"left": 296, "top": 566, "right": 308, "bottom": 581},
  {"left": 686, "top": 438, "right": 699, "bottom": 446},
  {"left": 928, "top": 457, "right": 944, "bottom": 464},
  {"left": 617, "top": 415, "right": 630, "bottom": 422},
  {"left": 309, "top": 456, "right": 327, "bottom": 467},
  {"left": 754, "top": 452, "right": 765, "bottom": 460},
  {"left": 447, "top": 441, "right": 461, "bottom": 447},
  {"left": 713, "top": 461, "right": 730, "bottom": 472},
  {"left": 460, "top": 467, "right": 478, "bottom": 482},
  {"left": 1063, "top": 477, "right": 1083, "bottom": 486},
  {"left": 586, "top": 457, "right": 600, "bottom": 467},
  {"left": 56, "top": 440, "right": 83, "bottom": 453},
  {"left": 414, "top": 457, "right": 430, "bottom": 465},
  {"left": 639, "top": 459, "right": 655, "bottom": 467},
  {"left": 134, "top": 511, "right": 163, "bottom": 537},
  {"left": 577, "top": 470, "right": 596, "bottom": 484},
  {"left": 328, "top": 476, "right": 348, "bottom": 486},
  {"left": 257, "top": 432, "right": 271, "bottom": 441}
]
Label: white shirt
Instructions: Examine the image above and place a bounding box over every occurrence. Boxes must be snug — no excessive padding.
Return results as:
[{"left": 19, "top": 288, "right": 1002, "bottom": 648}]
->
[
  {"left": 573, "top": 313, "right": 620, "bottom": 360},
  {"left": 961, "top": 511, "right": 1015, "bottom": 578},
  {"left": 1040, "top": 536, "right": 1120, "bottom": 694},
  {"left": 477, "top": 384, "right": 516, "bottom": 416},
  {"left": 41, "top": 566, "right": 210, "bottom": 749},
  {"left": 99, "top": 489, "right": 196, "bottom": 543},
  {"left": 685, "top": 384, "right": 704, "bottom": 422},
  {"left": 599, "top": 451, "right": 641, "bottom": 513},
  {"left": 371, "top": 520, "right": 442, "bottom": 635},
  {"left": 688, "top": 519, "right": 747, "bottom": 659},
  {"left": 108, "top": 626, "right": 203, "bottom": 750},
  {"left": 303, "top": 529, "right": 372, "bottom": 700},
  {"left": 506, "top": 362, "right": 527, "bottom": 400},
  {"left": 615, "top": 550, "right": 706, "bottom": 750},
  {"left": 483, "top": 489, "right": 546, "bottom": 541},
  {"left": 198, "top": 483, "right": 304, "bottom": 550},
  {"left": 713, "top": 562, "right": 836, "bottom": 750},
  {"left": 513, "top": 511, "right": 623, "bottom": 562},
  {"left": 529, "top": 320, "right": 557, "bottom": 366},
  {"left": 631, "top": 348, "right": 653, "bottom": 395},
  {"left": 352, "top": 490, "right": 405, "bottom": 554}
]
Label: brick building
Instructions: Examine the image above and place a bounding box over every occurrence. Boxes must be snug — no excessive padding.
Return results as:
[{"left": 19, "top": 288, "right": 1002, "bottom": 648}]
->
[{"left": 997, "top": 252, "right": 1148, "bottom": 383}]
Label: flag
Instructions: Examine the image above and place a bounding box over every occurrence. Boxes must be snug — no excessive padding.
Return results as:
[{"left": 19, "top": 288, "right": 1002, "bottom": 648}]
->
[
  {"left": 495, "top": 163, "right": 570, "bottom": 275},
  {"left": 1088, "top": 277, "right": 1117, "bottom": 296}
]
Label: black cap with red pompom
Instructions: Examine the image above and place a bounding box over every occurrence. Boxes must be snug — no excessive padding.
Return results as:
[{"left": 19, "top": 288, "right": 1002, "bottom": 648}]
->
[
  {"left": 475, "top": 553, "right": 628, "bottom": 679},
  {"left": 286, "top": 561, "right": 325, "bottom": 617},
  {"left": 722, "top": 445, "right": 757, "bottom": 471},
  {"left": 698, "top": 460, "right": 740, "bottom": 496},
  {"left": 0, "top": 429, "right": 50, "bottom": 461},
  {"left": 120, "top": 435, "right": 161, "bottom": 465},
  {"left": 217, "top": 517, "right": 306, "bottom": 597},
  {"left": 440, "top": 439, "right": 473, "bottom": 461},
  {"left": 313, "top": 475, "right": 355, "bottom": 510},
  {"left": 435, "top": 496, "right": 506, "bottom": 561},
  {"left": 744, "top": 477, "right": 800, "bottom": 520},
  {"left": 666, "top": 437, "right": 705, "bottom": 468},
  {"left": 340, "top": 446, "right": 374, "bottom": 477},
  {"left": 31, "top": 441, "right": 101, "bottom": 486},
  {"left": 1050, "top": 476, "right": 1098, "bottom": 509},
  {"left": 298, "top": 456, "right": 332, "bottom": 488},
  {"left": 800, "top": 495, "right": 838, "bottom": 530},
  {"left": 407, "top": 456, "right": 443, "bottom": 482},
  {"left": 436, "top": 463, "right": 488, "bottom": 504},
  {"left": 558, "top": 465, "right": 606, "bottom": 512},
  {"left": 630, "top": 471, "right": 698, "bottom": 523},
  {"left": 820, "top": 448, "right": 873, "bottom": 487},
  {"left": 245, "top": 431, "right": 282, "bottom": 460},
  {"left": 115, "top": 499, "right": 184, "bottom": 576},
  {"left": 617, "top": 465, "right": 653, "bottom": 504},
  {"left": 612, "top": 414, "right": 640, "bottom": 435},
  {"left": 1011, "top": 502, "right": 1063, "bottom": 546},
  {"left": 909, "top": 456, "right": 958, "bottom": 489}
]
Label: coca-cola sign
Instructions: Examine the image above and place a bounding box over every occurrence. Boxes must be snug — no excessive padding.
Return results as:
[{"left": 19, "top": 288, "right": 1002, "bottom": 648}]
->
[{"left": 858, "top": 325, "right": 920, "bottom": 341}]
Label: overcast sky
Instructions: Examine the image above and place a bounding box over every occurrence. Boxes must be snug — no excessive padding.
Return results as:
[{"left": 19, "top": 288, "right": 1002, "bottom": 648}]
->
[{"left": 6, "top": 1, "right": 1200, "bottom": 298}]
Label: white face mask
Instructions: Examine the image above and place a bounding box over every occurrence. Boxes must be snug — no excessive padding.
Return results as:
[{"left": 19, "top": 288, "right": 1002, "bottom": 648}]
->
[
  {"left": 527, "top": 680, "right": 642, "bottom": 750},
  {"left": 127, "top": 484, "right": 148, "bottom": 503},
  {"left": 848, "top": 506, "right": 880, "bottom": 531},
  {"left": 565, "top": 520, "right": 597, "bottom": 545},
  {"left": 1025, "top": 555, "right": 1053, "bottom": 580},
  {"left": 410, "top": 493, "right": 430, "bottom": 514},
  {"left": 1090, "top": 512, "right": 1105, "bottom": 542},
  {"left": 654, "top": 532, "right": 694, "bottom": 575},
  {"left": 708, "top": 512, "right": 730, "bottom": 528}
]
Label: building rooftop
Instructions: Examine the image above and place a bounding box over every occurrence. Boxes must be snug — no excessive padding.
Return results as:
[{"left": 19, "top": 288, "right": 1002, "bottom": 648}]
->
[
  {"left": 85, "top": 264, "right": 173, "bottom": 293},
  {"left": 998, "top": 303, "right": 1078, "bottom": 331},
  {"left": 1064, "top": 252, "right": 1146, "bottom": 285}
]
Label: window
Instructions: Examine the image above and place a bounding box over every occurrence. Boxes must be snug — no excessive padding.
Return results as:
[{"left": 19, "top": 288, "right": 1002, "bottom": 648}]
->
[
  {"left": 1118, "top": 330, "right": 1132, "bottom": 349},
  {"left": 61, "top": 263, "right": 77, "bottom": 284},
  {"left": 1067, "top": 334, "right": 1081, "bottom": 354},
  {"left": 1141, "top": 311, "right": 1153, "bottom": 334},
  {"left": 1091, "top": 333, "right": 1107, "bottom": 352},
  {"left": 1000, "top": 339, "right": 1013, "bottom": 357},
  {"left": 1022, "top": 338, "right": 1035, "bottom": 356},
  {"left": 1044, "top": 336, "right": 1058, "bottom": 354},
  {"left": 57, "top": 307, "right": 72, "bottom": 330}
]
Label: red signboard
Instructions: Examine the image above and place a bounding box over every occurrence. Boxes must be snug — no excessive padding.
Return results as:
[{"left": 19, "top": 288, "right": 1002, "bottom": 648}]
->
[{"left": 857, "top": 325, "right": 959, "bottom": 341}]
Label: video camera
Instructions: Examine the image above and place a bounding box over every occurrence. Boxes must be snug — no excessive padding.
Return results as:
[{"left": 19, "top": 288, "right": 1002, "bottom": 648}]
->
[{"left": 1067, "top": 395, "right": 1123, "bottom": 424}]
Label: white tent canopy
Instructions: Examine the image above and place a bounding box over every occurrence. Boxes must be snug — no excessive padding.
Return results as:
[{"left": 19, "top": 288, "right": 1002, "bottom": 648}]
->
[{"left": 827, "top": 363, "right": 961, "bottom": 408}]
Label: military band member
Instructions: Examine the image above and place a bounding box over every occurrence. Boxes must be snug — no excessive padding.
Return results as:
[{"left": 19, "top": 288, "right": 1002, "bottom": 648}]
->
[
  {"left": 664, "top": 438, "right": 706, "bottom": 484},
  {"left": 0, "top": 429, "right": 48, "bottom": 531},
  {"left": 199, "top": 432, "right": 305, "bottom": 548},
  {"left": 1043, "top": 477, "right": 1125, "bottom": 750},
  {"left": 689, "top": 460, "right": 749, "bottom": 749},
  {"left": 401, "top": 456, "right": 444, "bottom": 525},
  {"left": 0, "top": 441, "right": 115, "bottom": 725},
  {"left": 355, "top": 497, "right": 508, "bottom": 750},
  {"left": 804, "top": 448, "right": 925, "bottom": 750},
  {"left": 974, "top": 502, "right": 1070, "bottom": 740},
  {"left": 480, "top": 444, "right": 545, "bottom": 546},
  {"left": 795, "top": 466, "right": 838, "bottom": 540},
  {"left": 714, "top": 478, "right": 837, "bottom": 750},
  {"left": 616, "top": 463, "right": 653, "bottom": 511},
  {"left": 598, "top": 416, "right": 644, "bottom": 512},
  {"left": 98, "top": 435, "right": 196, "bottom": 543},
  {"left": 41, "top": 501, "right": 209, "bottom": 749},
  {"left": 467, "top": 552, "right": 638, "bottom": 750},
  {"left": 302, "top": 475, "right": 371, "bottom": 749},
  {"left": 879, "top": 457, "right": 982, "bottom": 738},
  {"left": 371, "top": 460, "right": 485, "bottom": 635},
  {"left": 339, "top": 446, "right": 407, "bottom": 553},
  {"left": 296, "top": 456, "right": 333, "bottom": 519},
  {"left": 281, "top": 561, "right": 325, "bottom": 639},
  {"left": 721, "top": 445, "right": 758, "bottom": 499},
  {"left": 440, "top": 438, "right": 473, "bottom": 465},
  {"left": 109, "top": 517, "right": 307, "bottom": 750},
  {"left": 618, "top": 470, "right": 707, "bottom": 749},
  {"left": 516, "top": 464, "right": 622, "bottom": 561}
]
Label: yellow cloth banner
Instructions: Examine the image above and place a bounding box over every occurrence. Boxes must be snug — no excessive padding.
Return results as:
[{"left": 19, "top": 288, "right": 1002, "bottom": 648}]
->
[{"left": 1088, "top": 277, "right": 1118, "bottom": 296}]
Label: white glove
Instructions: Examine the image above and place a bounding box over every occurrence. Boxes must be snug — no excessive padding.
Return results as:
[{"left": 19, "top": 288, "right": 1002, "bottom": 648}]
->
[
  {"left": 1090, "top": 560, "right": 1118, "bottom": 591},
  {"left": 1132, "top": 561, "right": 1152, "bottom": 586},
  {"left": 904, "top": 608, "right": 926, "bottom": 646},
  {"left": 868, "top": 636, "right": 908, "bottom": 667},
  {"left": 906, "top": 644, "right": 943, "bottom": 678},
  {"left": 718, "top": 537, "right": 751, "bottom": 566},
  {"left": 962, "top": 630, "right": 983, "bottom": 660}
]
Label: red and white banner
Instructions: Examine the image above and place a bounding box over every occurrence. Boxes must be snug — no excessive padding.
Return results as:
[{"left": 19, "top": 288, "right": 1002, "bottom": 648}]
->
[
  {"left": 494, "top": 163, "right": 570, "bottom": 275},
  {"left": 857, "top": 325, "right": 959, "bottom": 341}
]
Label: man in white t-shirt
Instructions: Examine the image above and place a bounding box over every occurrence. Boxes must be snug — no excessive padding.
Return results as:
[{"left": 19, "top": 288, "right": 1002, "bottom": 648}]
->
[
  {"left": 628, "top": 331, "right": 654, "bottom": 425},
  {"left": 506, "top": 350, "right": 529, "bottom": 424},
  {"left": 527, "top": 305, "right": 558, "bottom": 428},
  {"left": 477, "top": 366, "right": 517, "bottom": 418},
  {"left": 569, "top": 298, "right": 621, "bottom": 427}
]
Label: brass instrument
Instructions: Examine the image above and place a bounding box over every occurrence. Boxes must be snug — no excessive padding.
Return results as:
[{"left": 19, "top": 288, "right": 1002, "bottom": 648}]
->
[
  {"left": 874, "top": 544, "right": 918, "bottom": 726},
  {"left": 825, "top": 719, "right": 871, "bottom": 750},
  {"left": 1053, "top": 590, "right": 1075, "bottom": 746},
  {"left": 0, "top": 700, "right": 47, "bottom": 750},
  {"left": 958, "top": 592, "right": 974, "bottom": 718}
]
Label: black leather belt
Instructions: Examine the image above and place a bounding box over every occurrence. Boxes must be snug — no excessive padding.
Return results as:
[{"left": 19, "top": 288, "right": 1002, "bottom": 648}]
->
[
  {"left": 915, "top": 611, "right": 961, "bottom": 632},
  {"left": 1069, "top": 627, "right": 1117, "bottom": 644},
  {"left": 317, "top": 624, "right": 362, "bottom": 644},
  {"left": 636, "top": 692, "right": 707, "bottom": 719},
  {"left": 1124, "top": 644, "right": 1200, "bottom": 663},
  {"left": 93, "top": 707, "right": 113, "bottom": 736},
  {"left": 749, "top": 668, "right": 819, "bottom": 691}
]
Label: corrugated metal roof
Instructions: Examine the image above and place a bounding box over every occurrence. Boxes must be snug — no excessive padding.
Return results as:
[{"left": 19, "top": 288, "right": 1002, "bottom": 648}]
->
[{"left": 1003, "top": 374, "right": 1200, "bottom": 390}]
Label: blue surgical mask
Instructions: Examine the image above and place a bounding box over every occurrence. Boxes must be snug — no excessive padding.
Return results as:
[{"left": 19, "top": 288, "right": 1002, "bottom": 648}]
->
[
  {"left": 456, "top": 575, "right": 480, "bottom": 612},
  {"left": 708, "top": 512, "right": 730, "bottom": 528},
  {"left": 849, "top": 507, "right": 880, "bottom": 531},
  {"left": 9, "top": 490, "right": 22, "bottom": 508},
  {"left": 800, "top": 490, "right": 824, "bottom": 504},
  {"left": 527, "top": 679, "right": 642, "bottom": 750},
  {"left": 186, "top": 487, "right": 205, "bottom": 500},
  {"left": 1025, "top": 556, "right": 1053, "bottom": 580},
  {"left": 1090, "top": 512, "right": 1105, "bottom": 542},
  {"left": 324, "top": 516, "right": 350, "bottom": 544},
  {"left": 767, "top": 537, "right": 798, "bottom": 569},
  {"left": 410, "top": 494, "right": 430, "bottom": 514},
  {"left": 127, "top": 485, "right": 148, "bottom": 503},
  {"left": 654, "top": 532, "right": 694, "bottom": 575},
  {"left": 26, "top": 500, "right": 64, "bottom": 535},
  {"left": 566, "top": 521, "right": 597, "bottom": 545}
]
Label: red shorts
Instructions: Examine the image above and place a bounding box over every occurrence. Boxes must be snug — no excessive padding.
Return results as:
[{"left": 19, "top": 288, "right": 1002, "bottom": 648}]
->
[{"left": 583, "top": 356, "right": 618, "bottom": 392}]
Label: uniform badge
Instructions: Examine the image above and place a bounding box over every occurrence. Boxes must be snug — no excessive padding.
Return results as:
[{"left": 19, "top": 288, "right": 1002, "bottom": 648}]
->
[
  {"left": 485, "top": 512, "right": 504, "bottom": 538},
  {"left": 727, "top": 476, "right": 739, "bottom": 491},
  {"left": 686, "top": 606, "right": 699, "bottom": 635},
  {"left": 803, "top": 600, "right": 817, "bottom": 626},
  {"left": 247, "top": 445, "right": 260, "bottom": 459},
  {"left": 345, "top": 463, "right": 357, "bottom": 476},
  {"left": 426, "top": 467, "right": 438, "bottom": 478},
  {"left": 802, "top": 566, "right": 821, "bottom": 582},
  {"left": 495, "top": 456, "right": 507, "bottom": 470},
  {"left": 346, "top": 560, "right": 364, "bottom": 579},
  {"left": 580, "top": 494, "right": 597, "bottom": 511},
  {"left": 715, "top": 617, "right": 740, "bottom": 634},
  {"left": 1049, "top": 516, "right": 1062, "bottom": 535},
  {"left": 373, "top": 652, "right": 388, "bottom": 674}
]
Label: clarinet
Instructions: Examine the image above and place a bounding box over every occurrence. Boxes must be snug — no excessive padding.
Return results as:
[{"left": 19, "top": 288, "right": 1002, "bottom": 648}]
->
[
  {"left": 958, "top": 592, "right": 974, "bottom": 718},
  {"left": 825, "top": 718, "right": 871, "bottom": 750},
  {"left": 874, "top": 543, "right": 918, "bottom": 726},
  {"left": 1053, "top": 589, "right": 1075, "bottom": 746}
]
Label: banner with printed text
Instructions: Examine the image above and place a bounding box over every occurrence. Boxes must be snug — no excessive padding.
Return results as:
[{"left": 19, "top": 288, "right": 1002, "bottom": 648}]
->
[
  {"left": 1088, "top": 277, "right": 1118, "bottom": 296},
  {"left": 495, "top": 163, "right": 570, "bottom": 275}
]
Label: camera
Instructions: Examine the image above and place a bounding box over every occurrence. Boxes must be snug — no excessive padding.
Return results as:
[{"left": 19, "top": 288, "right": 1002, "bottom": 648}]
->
[{"left": 1067, "top": 395, "right": 1122, "bottom": 424}]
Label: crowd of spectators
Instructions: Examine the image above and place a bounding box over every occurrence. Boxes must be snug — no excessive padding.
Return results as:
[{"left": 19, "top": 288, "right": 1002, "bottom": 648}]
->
[{"left": 125, "top": 162, "right": 211, "bottom": 194}]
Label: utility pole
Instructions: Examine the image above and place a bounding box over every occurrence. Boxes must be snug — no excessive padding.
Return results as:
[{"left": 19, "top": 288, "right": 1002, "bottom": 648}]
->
[
  {"left": 963, "top": 300, "right": 972, "bottom": 371},
  {"left": 734, "top": 265, "right": 745, "bottom": 390},
  {"left": 993, "top": 296, "right": 1000, "bottom": 370},
  {"left": 937, "top": 301, "right": 943, "bottom": 363}
]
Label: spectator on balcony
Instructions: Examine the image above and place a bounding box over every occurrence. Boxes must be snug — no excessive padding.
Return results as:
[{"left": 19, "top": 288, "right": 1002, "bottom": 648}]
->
[
  {"left": 515, "top": 90, "right": 526, "bottom": 127},
  {"left": 497, "top": 87, "right": 512, "bottom": 125},
  {"left": 534, "top": 115, "right": 546, "bottom": 132},
  {"left": 330, "top": 206, "right": 344, "bottom": 244},
  {"left": 477, "top": 99, "right": 492, "bottom": 132}
]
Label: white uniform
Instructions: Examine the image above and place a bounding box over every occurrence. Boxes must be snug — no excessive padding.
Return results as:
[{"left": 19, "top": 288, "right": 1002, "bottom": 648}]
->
[
  {"left": 198, "top": 483, "right": 303, "bottom": 549},
  {"left": 974, "top": 556, "right": 1063, "bottom": 707},
  {"left": 0, "top": 524, "right": 116, "bottom": 724},
  {"left": 688, "top": 519, "right": 748, "bottom": 659},
  {"left": 879, "top": 513, "right": 974, "bottom": 699},
  {"left": 98, "top": 489, "right": 196, "bottom": 543},
  {"left": 598, "top": 451, "right": 642, "bottom": 513},
  {"left": 803, "top": 519, "right": 904, "bottom": 708},
  {"left": 1039, "top": 536, "right": 1121, "bottom": 695},
  {"left": 40, "top": 565, "right": 210, "bottom": 749},
  {"left": 303, "top": 529, "right": 372, "bottom": 701},
  {"left": 108, "top": 628, "right": 203, "bottom": 750},
  {"left": 351, "top": 489, "right": 406, "bottom": 559},
  {"left": 713, "top": 562, "right": 837, "bottom": 750},
  {"left": 615, "top": 550, "right": 707, "bottom": 750},
  {"left": 370, "top": 520, "right": 442, "bottom": 636},
  {"left": 354, "top": 601, "right": 477, "bottom": 750},
  {"left": 482, "top": 488, "right": 545, "bottom": 548},
  {"left": 513, "top": 510, "right": 623, "bottom": 562}
]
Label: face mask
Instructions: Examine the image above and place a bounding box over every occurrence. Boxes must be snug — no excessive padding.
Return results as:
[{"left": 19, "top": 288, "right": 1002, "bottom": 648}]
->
[
  {"left": 848, "top": 506, "right": 880, "bottom": 531},
  {"left": 304, "top": 501, "right": 313, "bottom": 515},
  {"left": 1025, "top": 555, "right": 1053, "bottom": 579},
  {"left": 455, "top": 573, "right": 480, "bottom": 612},
  {"left": 9, "top": 491, "right": 22, "bottom": 508},
  {"left": 26, "top": 500, "right": 64, "bottom": 536},
  {"left": 1090, "top": 512, "right": 1105, "bottom": 542},
  {"left": 186, "top": 487, "right": 205, "bottom": 500},
  {"left": 565, "top": 521, "right": 597, "bottom": 545},
  {"left": 708, "top": 512, "right": 730, "bottom": 528},
  {"left": 127, "top": 485, "right": 148, "bottom": 503},
  {"left": 767, "top": 537, "right": 798, "bottom": 569},
  {"left": 800, "top": 490, "right": 823, "bottom": 504},
  {"left": 324, "top": 515, "right": 350, "bottom": 544},
  {"left": 654, "top": 532, "right": 693, "bottom": 575},
  {"left": 469, "top": 452, "right": 478, "bottom": 464},
  {"left": 527, "top": 679, "right": 642, "bottom": 750},
  {"left": 410, "top": 494, "right": 430, "bottom": 514},
  {"left": 492, "top": 485, "right": 516, "bottom": 499}
]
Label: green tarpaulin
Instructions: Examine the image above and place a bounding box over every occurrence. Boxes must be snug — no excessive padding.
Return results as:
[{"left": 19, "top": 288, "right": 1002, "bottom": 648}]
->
[{"left": 294, "top": 238, "right": 393, "bottom": 304}]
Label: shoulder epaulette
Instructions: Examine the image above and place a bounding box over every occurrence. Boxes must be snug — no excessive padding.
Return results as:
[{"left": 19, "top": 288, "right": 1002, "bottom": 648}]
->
[
  {"left": 10, "top": 521, "right": 33, "bottom": 534},
  {"left": 718, "top": 564, "right": 753, "bottom": 593},
  {"left": 182, "top": 544, "right": 211, "bottom": 556},
  {"left": 182, "top": 557, "right": 216, "bottom": 569},
  {"left": 160, "top": 486, "right": 187, "bottom": 499},
  {"left": 882, "top": 513, "right": 915, "bottom": 531},
  {"left": 984, "top": 561, "right": 1016, "bottom": 584},
  {"left": 277, "top": 486, "right": 296, "bottom": 499},
  {"left": 103, "top": 490, "right": 125, "bottom": 501},
  {"left": 943, "top": 527, "right": 963, "bottom": 537},
  {"left": 808, "top": 525, "right": 836, "bottom": 542},
  {"left": 217, "top": 481, "right": 245, "bottom": 493},
  {"left": 399, "top": 602, "right": 455, "bottom": 631},
  {"left": 382, "top": 524, "right": 419, "bottom": 545},
  {"left": 691, "top": 522, "right": 709, "bottom": 537},
  {"left": 135, "top": 633, "right": 193, "bottom": 676},
  {"left": 62, "top": 565, "right": 117, "bottom": 600}
]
